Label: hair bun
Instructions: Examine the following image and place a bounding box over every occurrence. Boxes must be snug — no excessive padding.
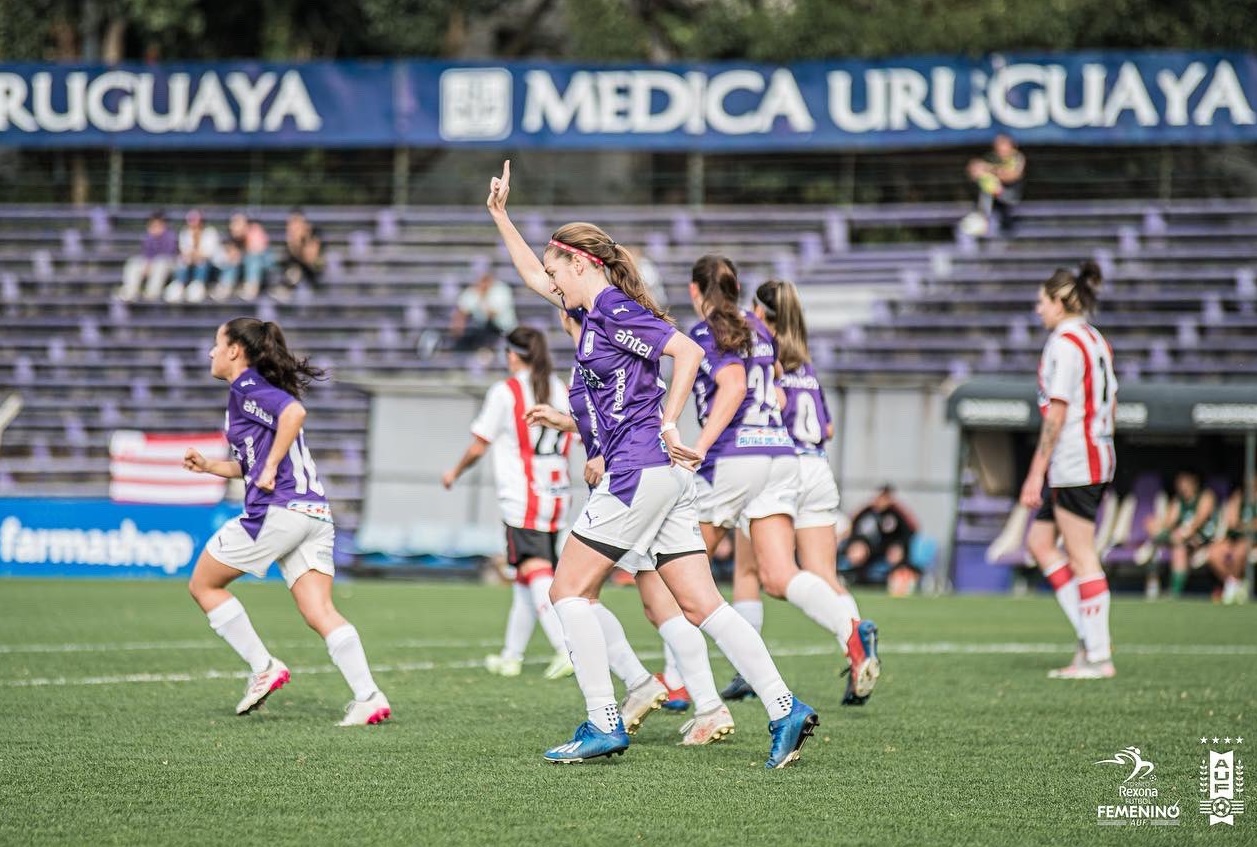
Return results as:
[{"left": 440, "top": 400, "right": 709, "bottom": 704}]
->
[{"left": 1077, "top": 259, "right": 1103, "bottom": 291}]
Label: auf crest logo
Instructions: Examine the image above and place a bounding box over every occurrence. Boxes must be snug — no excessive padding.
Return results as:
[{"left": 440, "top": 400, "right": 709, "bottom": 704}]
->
[{"left": 1096, "top": 747, "right": 1156, "bottom": 782}]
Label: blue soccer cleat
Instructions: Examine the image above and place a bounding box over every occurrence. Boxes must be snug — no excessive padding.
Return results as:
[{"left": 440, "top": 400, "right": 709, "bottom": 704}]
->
[
  {"left": 765, "top": 699, "right": 819, "bottom": 769},
  {"left": 543, "top": 719, "right": 631, "bottom": 764},
  {"left": 844, "top": 619, "right": 881, "bottom": 701},
  {"left": 720, "top": 672, "right": 756, "bottom": 702}
]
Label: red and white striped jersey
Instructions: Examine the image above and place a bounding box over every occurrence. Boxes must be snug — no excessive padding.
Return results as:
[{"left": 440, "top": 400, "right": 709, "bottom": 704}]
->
[
  {"left": 470, "top": 371, "right": 573, "bottom": 531},
  {"left": 1037, "top": 316, "right": 1117, "bottom": 487}
]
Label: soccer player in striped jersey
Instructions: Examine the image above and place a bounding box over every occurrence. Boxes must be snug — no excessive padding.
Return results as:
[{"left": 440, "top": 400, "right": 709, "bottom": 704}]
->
[
  {"left": 1020, "top": 261, "right": 1118, "bottom": 680},
  {"left": 686, "top": 258, "right": 878, "bottom": 704},
  {"left": 732, "top": 278, "right": 880, "bottom": 706},
  {"left": 185, "top": 318, "right": 389, "bottom": 726},
  {"left": 488, "top": 160, "right": 817, "bottom": 768},
  {"left": 442, "top": 326, "right": 574, "bottom": 681}
]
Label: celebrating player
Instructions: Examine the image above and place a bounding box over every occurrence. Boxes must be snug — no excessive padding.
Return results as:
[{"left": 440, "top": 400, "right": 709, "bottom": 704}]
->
[
  {"left": 442, "top": 326, "right": 574, "bottom": 681},
  {"left": 1019, "top": 261, "right": 1117, "bottom": 679},
  {"left": 685, "top": 259, "right": 878, "bottom": 704},
  {"left": 725, "top": 278, "right": 879, "bottom": 706},
  {"left": 185, "top": 318, "right": 390, "bottom": 725},
  {"left": 487, "top": 160, "right": 817, "bottom": 768}
]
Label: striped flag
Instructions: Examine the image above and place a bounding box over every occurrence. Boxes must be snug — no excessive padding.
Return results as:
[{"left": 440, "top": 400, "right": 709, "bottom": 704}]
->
[{"left": 109, "top": 430, "right": 229, "bottom": 505}]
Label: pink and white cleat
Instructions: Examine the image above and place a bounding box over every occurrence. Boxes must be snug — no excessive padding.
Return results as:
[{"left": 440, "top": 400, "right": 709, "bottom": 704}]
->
[
  {"left": 339, "top": 691, "right": 392, "bottom": 726},
  {"left": 1047, "top": 641, "right": 1086, "bottom": 679},
  {"left": 678, "top": 705, "right": 735, "bottom": 746},
  {"left": 1051, "top": 660, "right": 1116, "bottom": 680},
  {"left": 236, "top": 658, "right": 290, "bottom": 715}
]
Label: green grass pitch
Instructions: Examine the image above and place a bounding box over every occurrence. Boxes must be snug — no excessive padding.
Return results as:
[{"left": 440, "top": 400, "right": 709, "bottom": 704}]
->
[{"left": 1, "top": 579, "right": 1253, "bottom": 846}]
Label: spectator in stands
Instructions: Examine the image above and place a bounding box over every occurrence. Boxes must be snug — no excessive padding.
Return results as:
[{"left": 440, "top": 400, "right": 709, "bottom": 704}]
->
[
  {"left": 165, "top": 209, "right": 221, "bottom": 304},
  {"left": 842, "top": 484, "right": 919, "bottom": 589},
  {"left": 1206, "top": 477, "right": 1255, "bottom": 604},
  {"left": 214, "top": 215, "right": 273, "bottom": 302},
  {"left": 117, "top": 210, "right": 177, "bottom": 302},
  {"left": 450, "top": 269, "right": 518, "bottom": 352},
  {"left": 966, "top": 134, "right": 1025, "bottom": 236},
  {"left": 1138, "top": 470, "right": 1217, "bottom": 599},
  {"left": 211, "top": 213, "right": 249, "bottom": 302},
  {"left": 275, "top": 209, "right": 324, "bottom": 301}
]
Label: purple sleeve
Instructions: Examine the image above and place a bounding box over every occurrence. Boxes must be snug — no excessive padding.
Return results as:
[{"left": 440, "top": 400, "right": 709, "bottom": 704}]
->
[
  {"left": 242, "top": 385, "right": 294, "bottom": 431},
  {"left": 692, "top": 326, "right": 740, "bottom": 376}
]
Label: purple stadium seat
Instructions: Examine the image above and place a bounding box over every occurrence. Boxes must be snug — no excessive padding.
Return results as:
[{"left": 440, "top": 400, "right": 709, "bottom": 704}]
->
[
  {"left": 375, "top": 209, "right": 398, "bottom": 241},
  {"left": 824, "top": 211, "right": 849, "bottom": 253},
  {"left": 1105, "top": 472, "right": 1164, "bottom": 567},
  {"left": 62, "top": 229, "right": 84, "bottom": 259},
  {"left": 89, "top": 206, "right": 111, "bottom": 237},
  {"left": 348, "top": 230, "right": 372, "bottom": 260},
  {"left": 14, "top": 355, "right": 34, "bottom": 386},
  {"left": 32, "top": 249, "right": 53, "bottom": 281}
]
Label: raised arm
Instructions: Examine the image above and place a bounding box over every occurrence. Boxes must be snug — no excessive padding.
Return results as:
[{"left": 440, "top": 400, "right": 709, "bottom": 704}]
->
[{"left": 486, "top": 160, "right": 562, "bottom": 308}]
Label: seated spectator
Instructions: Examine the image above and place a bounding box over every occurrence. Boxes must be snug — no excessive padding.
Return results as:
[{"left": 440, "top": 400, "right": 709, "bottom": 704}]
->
[
  {"left": 164, "top": 209, "right": 220, "bottom": 304},
  {"left": 1206, "top": 477, "right": 1255, "bottom": 604},
  {"left": 212, "top": 214, "right": 272, "bottom": 302},
  {"left": 116, "top": 211, "right": 177, "bottom": 302},
  {"left": 965, "top": 134, "right": 1025, "bottom": 236},
  {"left": 1138, "top": 470, "right": 1217, "bottom": 599},
  {"left": 275, "top": 208, "right": 324, "bottom": 300},
  {"left": 842, "top": 484, "right": 919, "bottom": 590},
  {"left": 451, "top": 269, "right": 518, "bottom": 353}
]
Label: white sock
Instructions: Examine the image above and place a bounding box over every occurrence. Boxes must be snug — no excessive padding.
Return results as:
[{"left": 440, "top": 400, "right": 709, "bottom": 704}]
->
[
  {"left": 1078, "top": 575, "right": 1113, "bottom": 663},
  {"left": 662, "top": 643, "right": 685, "bottom": 690},
  {"left": 591, "top": 602, "right": 652, "bottom": 689},
  {"left": 553, "top": 597, "right": 620, "bottom": 732},
  {"left": 731, "top": 599, "right": 764, "bottom": 633},
  {"left": 699, "top": 603, "right": 793, "bottom": 721},
  {"left": 785, "top": 571, "right": 852, "bottom": 646},
  {"left": 326, "top": 623, "right": 379, "bottom": 701},
  {"left": 1043, "top": 559, "right": 1084, "bottom": 640},
  {"left": 834, "top": 590, "right": 862, "bottom": 644},
  {"left": 527, "top": 575, "right": 568, "bottom": 654},
  {"left": 206, "top": 597, "right": 271, "bottom": 674},
  {"left": 502, "top": 583, "right": 536, "bottom": 661},
  {"left": 658, "top": 615, "right": 722, "bottom": 714}
]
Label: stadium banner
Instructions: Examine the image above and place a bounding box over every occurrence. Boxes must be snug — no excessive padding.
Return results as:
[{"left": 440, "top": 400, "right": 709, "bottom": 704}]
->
[
  {"left": 0, "top": 497, "right": 252, "bottom": 580},
  {"left": 1, "top": 52, "right": 1256, "bottom": 150}
]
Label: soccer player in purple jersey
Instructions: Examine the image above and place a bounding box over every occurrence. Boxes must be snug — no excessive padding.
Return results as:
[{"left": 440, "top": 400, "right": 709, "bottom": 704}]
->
[
  {"left": 184, "top": 318, "right": 390, "bottom": 726},
  {"left": 686, "top": 259, "right": 879, "bottom": 706},
  {"left": 739, "top": 279, "right": 880, "bottom": 705},
  {"left": 487, "top": 160, "right": 816, "bottom": 768}
]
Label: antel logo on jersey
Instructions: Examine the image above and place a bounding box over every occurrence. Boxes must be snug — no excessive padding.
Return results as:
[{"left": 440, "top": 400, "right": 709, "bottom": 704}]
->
[
  {"left": 242, "top": 398, "right": 274, "bottom": 426},
  {"left": 614, "top": 328, "right": 653, "bottom": 357}
]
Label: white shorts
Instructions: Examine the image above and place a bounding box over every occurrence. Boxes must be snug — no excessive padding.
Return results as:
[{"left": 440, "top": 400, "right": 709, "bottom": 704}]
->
[
  {"left": 696, "top": 454, "right": 800, "bottom": 528},
  {"left": 571, "top": 464, "right": 705, "bottom": 571},
  {"left": 795, "top": 453, "right": 841, "bottom": 529},
  {"left": 207, "top": 506, "right": 335, "bottom": 588}
]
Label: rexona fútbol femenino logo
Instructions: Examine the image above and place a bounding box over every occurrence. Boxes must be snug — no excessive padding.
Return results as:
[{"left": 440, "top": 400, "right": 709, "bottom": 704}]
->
[
  {"left": 1093, "top": 746, "right": 1181, "bottom": 826},
  {"left": 1199, "top": 735, "right": 1246, "bottom": 827}
]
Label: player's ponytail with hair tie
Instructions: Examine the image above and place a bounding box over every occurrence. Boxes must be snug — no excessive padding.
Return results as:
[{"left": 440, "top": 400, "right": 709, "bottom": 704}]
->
[
  {"left": 507, "top": 326, "right": 553, "bottom": 407},
  {"left": 693, "top": 254, "right": 751, "bottom": 354},
  {"left": 223, "top": 316, "right": 326, "bottom": 399}
]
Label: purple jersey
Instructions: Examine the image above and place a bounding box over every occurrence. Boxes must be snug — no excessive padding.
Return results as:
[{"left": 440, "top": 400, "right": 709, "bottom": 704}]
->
[
  {"left": 225, "top": 368, "right": 328, "bottom": 538},
  {"left": 779, "top": 361, "right": 832, "bottom": 456},
  {"left": 568, "top": 286, "right": 675, "bottom": 482},
  {"left": 568, "top": 367, "right": 600, "bottom": 460},
  {"left": 690, "top": 310, "right": 794, "bottom": 477}
]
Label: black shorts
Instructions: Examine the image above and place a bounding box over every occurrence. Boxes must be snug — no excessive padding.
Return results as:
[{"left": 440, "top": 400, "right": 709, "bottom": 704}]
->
[
  {"left": 504, "top": 525, "right": 558, "bottom": 568},
  {"left": 1034, "top": 483, "right": 1107, "bottom": 524}
]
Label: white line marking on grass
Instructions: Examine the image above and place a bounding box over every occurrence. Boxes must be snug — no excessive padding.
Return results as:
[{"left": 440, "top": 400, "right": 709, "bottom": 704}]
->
[
  {"left": 3, "top": 641, "right": 1255, "bottom": 688},
  {"left": 0, "top": 638, "right": 500, "bottom": 655}
]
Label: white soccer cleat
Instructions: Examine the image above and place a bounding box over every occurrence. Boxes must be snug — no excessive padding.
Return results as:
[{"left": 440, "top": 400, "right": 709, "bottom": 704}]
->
[
  {"left": 678, "top": 705, "right": 736, "bottom": 746},
  {"left": 485, "top": 654, "right": 523, "bottom": 677},
  {"left": 1134, "top": 541, "right": 1156, "bottom": 567},
  {"left": 543, "top": 652, "right": 574, "bottom": 681},
  {"left": 338, "top": 691, "right": 392, "bottom": 726},
  {"left": 235, "top": 658, "right": 290, "bottom": 715},
  {"left": 1047, "top": 641, "right": 1087, "bottom": 678},
  {"left": 619, "top": 676, "right": 668, "bottom": 735},
  {"left": 1051, "top": 660, "right": 1116, "bottom": 680}
]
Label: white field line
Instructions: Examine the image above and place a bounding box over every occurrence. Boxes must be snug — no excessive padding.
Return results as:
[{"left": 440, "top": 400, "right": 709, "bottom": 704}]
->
[
  {"left": 0, "top": 638, "right": 501, "bottom": 655},
  {"left": 3, "top": 641, "right": 1256, "bottom": 689}
]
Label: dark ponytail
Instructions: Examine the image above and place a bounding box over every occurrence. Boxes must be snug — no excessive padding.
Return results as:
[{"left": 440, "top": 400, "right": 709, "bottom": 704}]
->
[
  {"left": 223, "top": 317, "right": 326, "bottom": 398},
  {"left": 692, "top": 254, "right": 751, "bottom": 354},
  {"left": 506, "top": 326, "right": 553, "bottom": 406},
  {"left": 1044, "top": 259, "right": 1102, "bottom": 315}
]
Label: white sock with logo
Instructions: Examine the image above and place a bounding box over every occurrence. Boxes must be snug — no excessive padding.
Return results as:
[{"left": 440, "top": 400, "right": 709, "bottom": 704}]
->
[
  {"left": 206, "top": 597, "right": 271, "bottom": 674},
  {"left": 699, "top": 603, "right": 793, "bottom": 721},
  {"left": 552, "top": 596, "right": 620, "bottom": 733},
  {"left": 658, "top": 615, "right": 721, "bottom": 714},
  {"left": 502, "top": 583, "right": 536, "bottom": 661},
  {"left": 785, "top": 571, "right": 851, "bottom": 646},
  {"left": 591, "top": 602, "right": 651, "bottom": 689},
  {"left": 527, "top": 575, "right": 567, "bottom": 654},
  {"left": 731, "top": 599, "right": 764, "bottom": 633},
  {"left": 326, "top": 623, "right": 380, "bottom": 701},
  {"left": 662, "top": 643, "right": 685, "bottom": 690},
  {"left": 1043, "top": 559, "right": 1084, "bottom": 641}
]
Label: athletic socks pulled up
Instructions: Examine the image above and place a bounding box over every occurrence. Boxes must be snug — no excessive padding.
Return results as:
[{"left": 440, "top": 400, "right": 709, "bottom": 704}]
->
[
  {"left": 731, "top": 599, "right": 764, "bottom": 633},
  {"left": 1077, "top": 574, "right": 1113, "bottom": 663},
  {"left": 591, "top": 602, "right": 652, "bottom": 690},
  {"left": 658, "top": 615, "right": 722, "bottom": 714},
  {"left": 326, "top": 623, "right": 380, "bottom": 701},
  {"left": 502, "top": 582, "right": 536, "bottom": 661},
  {"left": 1042, "top": 558, "right": 1084, "bottom": 640},
  {"left": 553, "top": 596, "right": 619, "bottom": 733},
  {"left": 784, "top": 571, "right": 854, "bottom": 645},
  {"left": 206, "top": 596, "right": 271, "bottom": 674},
  {"left": 699, "top": 603, "right": 792, "bottom": 721}
]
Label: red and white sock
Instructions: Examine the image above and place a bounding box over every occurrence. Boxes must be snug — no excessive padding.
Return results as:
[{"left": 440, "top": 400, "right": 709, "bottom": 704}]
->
[
  {"left": 1043, "top": 558, "right": 1084, "bottom": 642},
  {"left": 1078, "top": 574, "right": 1112, "bottom": 663}
]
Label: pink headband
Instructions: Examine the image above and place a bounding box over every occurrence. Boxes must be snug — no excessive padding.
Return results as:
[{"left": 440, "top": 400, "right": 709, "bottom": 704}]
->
[{"left": 548, "top": 238, "right": 605, "bottom": 267}]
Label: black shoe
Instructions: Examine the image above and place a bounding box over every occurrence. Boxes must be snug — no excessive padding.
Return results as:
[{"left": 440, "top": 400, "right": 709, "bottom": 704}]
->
[{"left": 720, "top": 672, "right": 756, "bottom": 701}]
